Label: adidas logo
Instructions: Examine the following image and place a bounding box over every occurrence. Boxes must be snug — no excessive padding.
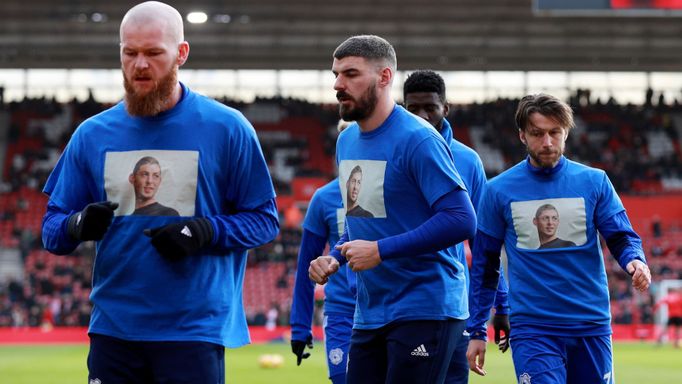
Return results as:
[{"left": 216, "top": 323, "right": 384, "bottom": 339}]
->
[
  {"left": 180, "top": 225, "right": 192, "bottom": 237},
  {"left": 411, "top": 344, "right": 429, "bottom": 357}
]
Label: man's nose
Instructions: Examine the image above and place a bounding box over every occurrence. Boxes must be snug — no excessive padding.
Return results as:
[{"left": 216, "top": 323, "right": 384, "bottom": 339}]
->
[
  {"left": 333, "top": 76, "right": 344, "bottom": 91},
  {"left": 542, "top": 133, "right": 553, "bottom": 147},
  {"left": 134, "top": 54, "right": 149, "bottom": 69}
]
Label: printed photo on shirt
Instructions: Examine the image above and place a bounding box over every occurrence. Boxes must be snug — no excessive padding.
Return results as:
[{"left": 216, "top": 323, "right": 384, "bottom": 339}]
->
[
  {"left": 104, "top": 150, "right": 198, "bottom": 216},
  {"left": 335, "top": 208, "right": 346, "bottom": 237},
  {"left": 338, "top": 160, "right": 387, "bottom": 219},
  {"left": 510, "top": 197, "right": 587, "bottom": 250}
]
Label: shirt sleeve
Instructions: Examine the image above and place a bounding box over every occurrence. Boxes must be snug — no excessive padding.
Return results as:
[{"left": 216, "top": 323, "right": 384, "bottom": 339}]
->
[
  {"left": 210, "top": 114, "right": 279, "bottom": 250},
  {"left": 594, "top": 172, "right": 646, "bottom": 271},
  {"left": 329, "top": 221, "right": 350, "bottom": 266},
  {"left": 42, "top": 200, "right": 80, "bottom": 255},
  {"left": 208, "top": 198, "right": 279, "bottom": 250},
  {"left": 598, "top": 211, "right": 647, "bottom": 271},
  {"left": 467, "top": 230, "right": 504, "bottom": 341},
  {"left": 377, "top": 188, "right": 476, "bottom": 260},
  {"left": 493, "top": 265, "right": 510, "bottom": 315},
  {"left": 290, "top": 229, "right": 328, "bottom": 341}
]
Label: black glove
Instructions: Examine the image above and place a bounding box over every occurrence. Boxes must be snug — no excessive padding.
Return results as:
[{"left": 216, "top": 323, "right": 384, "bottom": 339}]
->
[
  {"left": 493, "top": 313, "right": 510, "bottom": 353},
  {"left": 143, "top": 218, "right": 214, "bottom": 260},
  {"left": 291, "top": 335, "right": 313, "bottom": 366},
  {"left": 67, "top": 201, "right": 118, "bottom": 241}
]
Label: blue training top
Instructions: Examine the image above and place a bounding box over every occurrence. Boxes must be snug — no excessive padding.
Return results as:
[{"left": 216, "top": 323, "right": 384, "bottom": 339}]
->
[
  {"left": 290, "top": 179, "right": 356, "bottom": 341},
  {"left": 469, "top": 156, "right": 646, "bottom": 338},
  {"left": 440, "top": 119, "right": 509, "bottom": 314},
  {"left": 335, "top": 105, "right": 470, "bottom": 329},
  {"left": 42, "top": 84, "right": 278, "bottom": 347}
]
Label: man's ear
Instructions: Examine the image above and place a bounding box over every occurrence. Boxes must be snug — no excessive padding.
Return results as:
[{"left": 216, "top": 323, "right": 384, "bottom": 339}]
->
[
  {"left": 518, "top": 129, "right": 527, "bottom": 145},
  {"left": 177, "top": 41, "right": 190, "bottom": 66},
  {"left": 377, "top": 66, "right": 393, "bottom": 88}
]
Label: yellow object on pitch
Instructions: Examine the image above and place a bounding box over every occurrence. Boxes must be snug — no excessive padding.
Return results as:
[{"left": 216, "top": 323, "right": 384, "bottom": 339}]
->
[{"left": 258, "top": 353, "right": 284, "bottom": 368}]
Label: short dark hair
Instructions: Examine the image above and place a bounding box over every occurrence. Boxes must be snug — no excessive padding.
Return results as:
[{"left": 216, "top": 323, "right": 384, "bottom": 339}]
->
[
  {"left": 333, "top": 35, "right": 397, "bottom": 72},
  {"left": 535, "top": 203, "right": 558, "bottom": 219},
  {"left": 403, "top": 70, "right": 446, "bottom": 103},
  {"left": 349, "top": 165, "right": 362, "bottom": 180},
  {"left": 132, "top": 156, "right": 160, "bottom": 174},
  {"left": 515, "top": 93, "right": 574, "bottom": 133}
]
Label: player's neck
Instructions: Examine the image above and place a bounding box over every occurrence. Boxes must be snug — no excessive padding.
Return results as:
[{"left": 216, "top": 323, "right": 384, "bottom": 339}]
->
[{"left": 163, "top": 82, "right": 183, "bottom": 112}]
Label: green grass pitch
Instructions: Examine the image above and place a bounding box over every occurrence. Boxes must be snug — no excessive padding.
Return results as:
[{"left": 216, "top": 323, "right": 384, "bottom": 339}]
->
[{"left": 0, "top": 342, "right": 679, "bottom": 383}]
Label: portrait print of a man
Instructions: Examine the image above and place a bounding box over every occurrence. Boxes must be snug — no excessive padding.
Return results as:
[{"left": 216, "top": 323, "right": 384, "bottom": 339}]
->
[
  {"left": 345, "top": 165, "right": 373, "bottom": 218},
  {"left": 129, "top": 156, "right": 179, "bottom": 216},
  {"left": 533, "top": 203, "right": 576, "bottom": 249}
]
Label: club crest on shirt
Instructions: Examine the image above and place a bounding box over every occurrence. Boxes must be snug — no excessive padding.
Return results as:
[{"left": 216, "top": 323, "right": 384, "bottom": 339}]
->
[
  {"left": 329, "top": 348, "right": 344, "bottom": 365},
  {"left": 519, "top": 372, "right": 531, "bottom": 384}
]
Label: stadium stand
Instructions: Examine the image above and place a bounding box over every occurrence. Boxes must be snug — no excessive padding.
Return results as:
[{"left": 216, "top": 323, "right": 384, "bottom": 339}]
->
[{"left": 0, "top": 90, "right": 680, "bottom": 332}]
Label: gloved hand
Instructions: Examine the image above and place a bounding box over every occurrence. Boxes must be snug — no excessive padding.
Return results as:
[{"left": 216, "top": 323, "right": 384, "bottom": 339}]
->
[
  {"left": 291, "top": 335, "right": 313, "bottom": 366},
  {"left": 144, "top": 218, "right": 214, "bottom": 260},
  {"left": 67, "top": 201, "right": 118, "bottom": 241},
  {"left": 492, "top": 313, "right": 510, "bottom": 353}
]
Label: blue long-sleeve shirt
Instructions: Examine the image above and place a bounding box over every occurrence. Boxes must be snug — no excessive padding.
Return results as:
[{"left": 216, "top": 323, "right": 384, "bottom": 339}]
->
[
  {"left": 467, "top": 156, "right": 646, "bottom": 340},
  {"left": 41, "top": 83, "right": 279, "bottom": 348}
]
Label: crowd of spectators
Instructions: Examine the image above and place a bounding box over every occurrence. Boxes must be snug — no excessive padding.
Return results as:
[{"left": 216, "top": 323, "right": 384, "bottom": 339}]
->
[{"left": 0, "top": 88, "right": 680, "bottom": 328}]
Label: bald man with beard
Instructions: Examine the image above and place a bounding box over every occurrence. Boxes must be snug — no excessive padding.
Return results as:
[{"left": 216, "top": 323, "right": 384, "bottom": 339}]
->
[{"left": 41, "top": 2, "right": 279, "bottom": 382}]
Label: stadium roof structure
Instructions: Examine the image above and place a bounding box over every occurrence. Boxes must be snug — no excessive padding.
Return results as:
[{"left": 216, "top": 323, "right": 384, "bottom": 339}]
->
[{"left": 1, "top": 0, "right": 681, "bottom": 72}]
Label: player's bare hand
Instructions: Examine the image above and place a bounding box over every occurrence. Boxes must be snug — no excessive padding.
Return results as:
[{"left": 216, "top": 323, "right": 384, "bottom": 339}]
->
[
  {"left": 466, "top": 339, "right": 487, "bottom": 376},
  {"left": 308, "top": 256, "right": 339, "bottom": 285},
  {"left": 336, "top": 240, "right": 381, "bottom": 271},
  {"left": 627, "top": 259, "right": 651, "bottom": 292}
]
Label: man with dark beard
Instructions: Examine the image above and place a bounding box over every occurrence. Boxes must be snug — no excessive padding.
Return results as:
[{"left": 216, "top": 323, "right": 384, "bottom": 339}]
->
[
  {"left": 467, "top": 93, "right": 651, "bottom": 383},
  {"left": 308, "top": 35, "right": 477, "bottom": 384},
  {"left": 41, "top": 2, "right": 279, "bottom": 383}
]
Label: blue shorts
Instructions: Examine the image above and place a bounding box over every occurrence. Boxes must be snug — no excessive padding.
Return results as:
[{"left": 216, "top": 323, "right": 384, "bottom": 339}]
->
[
  {"left": 346, "top": 319, "right": 465, "bottom": 384},
  {"left": 510, "top": 334, "right": 614, "bottom": 384},
  {"left": 445, "top": 332, "right": 469, "bottom": 384},
  {"left": 87, "top": 333, "right": 225, "bottom": 384},
  {"left": 323, "top": 314, "right": 353, "bottom": 381}
]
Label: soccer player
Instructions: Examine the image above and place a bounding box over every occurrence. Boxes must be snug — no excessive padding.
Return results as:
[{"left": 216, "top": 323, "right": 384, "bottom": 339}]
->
[
  {"left": 403, "top": 69, "right": 510, "bottom": 384},
  {"left": 41, "top": 2, "right": 278, "bottom": 382},
  {"left": 290, "top": 120, "right": 355, "bottom": 384},
  {"left": 309, "top": 35, "right": 477, "bottom": 384},
  {"left": 466, "top": 93, "right": 651, "bottom": 384},
  {"left": 654, "top": 287, "right": 682, "bottom": 348}
]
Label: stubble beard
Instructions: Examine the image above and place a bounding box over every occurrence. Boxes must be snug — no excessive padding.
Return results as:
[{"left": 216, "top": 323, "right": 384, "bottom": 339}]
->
[{"left": 528, "top": 148, "right": 563, "bottom": 169}]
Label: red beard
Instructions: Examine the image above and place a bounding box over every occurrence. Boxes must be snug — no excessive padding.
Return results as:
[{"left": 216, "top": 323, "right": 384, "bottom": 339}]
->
[{"left": 123, "top": 65, "right": 177, "bottom": 117}]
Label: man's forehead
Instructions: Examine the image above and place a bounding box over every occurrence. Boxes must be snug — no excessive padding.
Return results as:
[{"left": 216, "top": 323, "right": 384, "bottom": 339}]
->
[
  {"left": 405, "top": 92, "right": 441, "bottom": 105},
  {"left": 528, "top": 113, "right": 564, "bottom": 131},
  {"left": 138, "top": 163, "right": 160, "bottom": 171},
  {"left": 332, "top": 56, "right": 370, "bottom": 71}
]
